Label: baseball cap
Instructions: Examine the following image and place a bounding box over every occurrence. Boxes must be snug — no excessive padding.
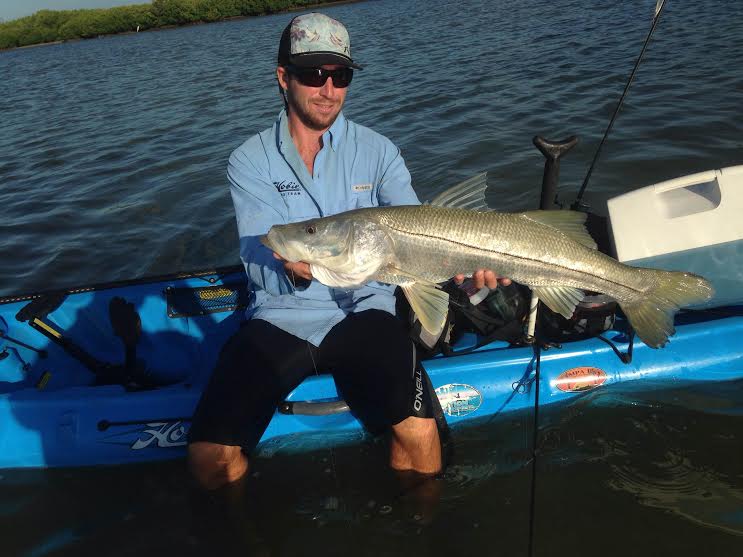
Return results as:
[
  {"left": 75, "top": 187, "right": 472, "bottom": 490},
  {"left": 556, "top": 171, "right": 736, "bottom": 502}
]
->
[{"left": 278, "top": 13, "right": 362, "bottom": 70}]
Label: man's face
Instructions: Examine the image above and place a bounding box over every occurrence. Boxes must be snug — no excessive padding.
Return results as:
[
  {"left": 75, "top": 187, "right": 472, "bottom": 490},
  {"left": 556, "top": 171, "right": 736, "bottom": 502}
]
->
[{"left": 277, "top": 65, "right": 349, "bottom": 132}]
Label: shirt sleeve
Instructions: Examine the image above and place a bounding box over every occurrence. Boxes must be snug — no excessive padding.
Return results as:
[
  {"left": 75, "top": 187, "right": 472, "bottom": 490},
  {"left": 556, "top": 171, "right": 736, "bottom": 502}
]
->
[
  {"left": 228, "top": 147, "right": 295, "bottom": 296},
  {"left": 376, "top": 146, "right": 421, "bottom": 207}
]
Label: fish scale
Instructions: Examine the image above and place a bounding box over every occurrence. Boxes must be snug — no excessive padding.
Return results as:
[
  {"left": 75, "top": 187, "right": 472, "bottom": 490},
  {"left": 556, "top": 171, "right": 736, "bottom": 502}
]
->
[
  {"left": 262, "top": 202, "right": 713, "bottom": 348},
  {"left": 377, "top": 205, "right": 640, "bottom": 299}
]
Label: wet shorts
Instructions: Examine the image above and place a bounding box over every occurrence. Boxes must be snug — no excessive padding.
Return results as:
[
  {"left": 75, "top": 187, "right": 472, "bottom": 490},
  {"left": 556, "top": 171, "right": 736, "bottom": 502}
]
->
[{"left": 188, "top": 309, "right": 438, "bottom": 453}]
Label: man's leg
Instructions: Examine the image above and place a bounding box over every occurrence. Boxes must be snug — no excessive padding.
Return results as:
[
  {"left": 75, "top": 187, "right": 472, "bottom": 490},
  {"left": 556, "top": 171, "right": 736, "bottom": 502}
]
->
[
  {"left": 389, "top": 416, "right": 441, "bottom": 474},
  {"left": 187, "top": 319, "right": 316, "bottom": 490},
  {"left": 320, "top": 310, "right": 443, "bottom": 475},
  {"left": 188, "top": 442, "right": 248, "bottom": 491}
]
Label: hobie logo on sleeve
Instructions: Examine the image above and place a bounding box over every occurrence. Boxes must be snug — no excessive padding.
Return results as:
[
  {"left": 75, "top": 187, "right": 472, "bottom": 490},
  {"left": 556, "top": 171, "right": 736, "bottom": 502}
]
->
[
  {"left": 273, "top": 180, "right": 302, "bottom": 197},
  {"left": 352, "top": 183, "right": 373, "bottom": 192}
]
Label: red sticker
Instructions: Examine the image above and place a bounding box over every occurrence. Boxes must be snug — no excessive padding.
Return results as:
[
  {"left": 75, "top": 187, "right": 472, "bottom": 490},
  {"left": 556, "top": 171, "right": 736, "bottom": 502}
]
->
[{"left": 555, "top": 366, "right": 608, "bottom": 392}]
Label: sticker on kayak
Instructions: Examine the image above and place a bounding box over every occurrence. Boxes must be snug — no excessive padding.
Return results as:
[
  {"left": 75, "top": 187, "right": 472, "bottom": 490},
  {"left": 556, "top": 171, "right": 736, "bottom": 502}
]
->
[
  {"left": 435, "top": 383, "right": 483, "bottom": 417},
  {"left": 554, "top": 367, "right": 608, "bottom": 393}
]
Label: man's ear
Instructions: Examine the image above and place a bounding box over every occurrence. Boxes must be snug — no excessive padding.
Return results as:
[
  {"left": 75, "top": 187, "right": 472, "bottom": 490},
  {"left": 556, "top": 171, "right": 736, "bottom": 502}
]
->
[{"left": 276, "top": 66, "right": 289, "bottom": 91}]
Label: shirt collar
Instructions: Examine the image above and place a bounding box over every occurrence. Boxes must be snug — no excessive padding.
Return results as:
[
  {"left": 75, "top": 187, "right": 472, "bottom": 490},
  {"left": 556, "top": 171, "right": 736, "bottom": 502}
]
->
[
  {"left": 277, "top": 109, "right": 291, "bottom": 154},
  {"left": 325, "top": 111, "right": 346, "bottom": 151},
  {"left": 277, "top": 109, "right": 347, "bottom": 153}
]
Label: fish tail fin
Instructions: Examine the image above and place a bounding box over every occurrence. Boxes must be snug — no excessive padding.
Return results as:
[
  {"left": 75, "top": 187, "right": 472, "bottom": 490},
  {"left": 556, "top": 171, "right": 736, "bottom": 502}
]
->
[{"left": 619, "top": 269, "right": 714, "bottom": 348}]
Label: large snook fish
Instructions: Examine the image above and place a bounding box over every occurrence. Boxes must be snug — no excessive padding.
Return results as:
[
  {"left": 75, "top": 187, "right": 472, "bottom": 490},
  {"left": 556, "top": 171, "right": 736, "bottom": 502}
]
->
[{"left": 261, "top": 174, "right": 713, "bottom": 348}]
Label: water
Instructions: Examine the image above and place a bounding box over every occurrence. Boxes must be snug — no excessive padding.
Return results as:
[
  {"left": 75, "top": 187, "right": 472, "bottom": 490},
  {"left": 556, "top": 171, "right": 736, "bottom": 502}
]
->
[
  {"left": 3, "top": 383, "right": 742, "bottom": 556},
  {"left": 3, "top": 0, "right": 743, "bottom": 297},
  {"left": 1, "top": 0, "right": 742, "bottom": 555}
]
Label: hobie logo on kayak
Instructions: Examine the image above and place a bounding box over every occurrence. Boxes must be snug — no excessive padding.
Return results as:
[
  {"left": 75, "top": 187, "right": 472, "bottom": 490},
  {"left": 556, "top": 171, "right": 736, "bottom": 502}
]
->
[
  {"left": 435, "top": 383, "right": 482, "bottom": 417},
  {"left": 554, "top": 367, "right": 608, "bottom": 393},
  {"left": 131, "top": 421, "right": 188, "bottom": 450}
]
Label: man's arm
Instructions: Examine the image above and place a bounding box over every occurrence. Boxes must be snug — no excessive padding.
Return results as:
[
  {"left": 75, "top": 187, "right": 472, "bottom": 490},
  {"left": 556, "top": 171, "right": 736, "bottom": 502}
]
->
[
  {"left": 376, "top": 146, "right": 420, "bottom": 206},
  {"left": 228, "top": 149, "right": 297, "bottom": 296}
]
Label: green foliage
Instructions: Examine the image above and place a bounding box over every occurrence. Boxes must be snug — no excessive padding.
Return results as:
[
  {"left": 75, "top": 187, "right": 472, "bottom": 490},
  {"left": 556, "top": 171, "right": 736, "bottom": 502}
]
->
[{"left": 0, "top": 0, "right": 340, "bottom": 50}]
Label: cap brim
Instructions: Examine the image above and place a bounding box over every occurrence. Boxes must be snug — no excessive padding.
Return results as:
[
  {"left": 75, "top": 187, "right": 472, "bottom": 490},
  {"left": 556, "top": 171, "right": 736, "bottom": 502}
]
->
[{"left": 290, "top": 52, "right": 363, "bottom": 70}]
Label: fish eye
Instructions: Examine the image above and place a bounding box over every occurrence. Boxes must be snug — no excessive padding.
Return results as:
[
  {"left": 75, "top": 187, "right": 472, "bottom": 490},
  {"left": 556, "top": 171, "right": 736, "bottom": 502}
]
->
[{"left": 305, "top": 225, "right": 316, "bottom": 235}]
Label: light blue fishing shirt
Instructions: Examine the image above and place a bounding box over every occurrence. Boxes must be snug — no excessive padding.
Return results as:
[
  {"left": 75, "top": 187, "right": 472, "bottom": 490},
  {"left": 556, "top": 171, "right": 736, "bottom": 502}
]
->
[{"left": 228, "top": 110, "right": 420, "bottom": 346}]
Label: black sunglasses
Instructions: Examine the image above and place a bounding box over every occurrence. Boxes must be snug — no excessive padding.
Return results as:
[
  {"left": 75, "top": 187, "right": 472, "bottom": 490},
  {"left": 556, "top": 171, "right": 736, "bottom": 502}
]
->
[{"left": 285, "top": 65, "right": 354, "bottom": 88}]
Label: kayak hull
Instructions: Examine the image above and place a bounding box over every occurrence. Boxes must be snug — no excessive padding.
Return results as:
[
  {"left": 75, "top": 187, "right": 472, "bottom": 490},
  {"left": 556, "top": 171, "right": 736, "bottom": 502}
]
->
[{"left": 1, "top": 266, "right": 742, "bottom": 469}]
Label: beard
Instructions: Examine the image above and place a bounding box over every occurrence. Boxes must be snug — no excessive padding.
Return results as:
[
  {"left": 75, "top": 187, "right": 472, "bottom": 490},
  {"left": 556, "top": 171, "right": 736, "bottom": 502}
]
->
[{"left": 286, "top": 90, "right": 342, "bottom": 131}]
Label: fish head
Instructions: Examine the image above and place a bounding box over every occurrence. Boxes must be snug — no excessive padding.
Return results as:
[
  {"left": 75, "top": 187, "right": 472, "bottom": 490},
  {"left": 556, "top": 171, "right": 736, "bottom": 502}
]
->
[
  {"left": 261, "top": 212, "right": 392, "bottom": 286},
  {"left": 262, "top": 216, "right": 353, "bottom": 264}
]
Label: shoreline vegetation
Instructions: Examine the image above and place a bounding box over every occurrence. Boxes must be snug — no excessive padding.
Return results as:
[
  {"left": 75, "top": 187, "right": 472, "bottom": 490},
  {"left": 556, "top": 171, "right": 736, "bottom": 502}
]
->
[{"left": 0, "top": 0, "right": 350, "bottom": 51}]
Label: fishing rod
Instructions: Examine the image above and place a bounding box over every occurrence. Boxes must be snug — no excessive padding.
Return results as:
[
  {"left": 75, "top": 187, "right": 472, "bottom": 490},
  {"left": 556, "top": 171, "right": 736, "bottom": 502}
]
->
[
  {"left": 525, "top": 136, "right": 573, "bottom": 557},
  {"left": 526, "top": 340, "right": 542, "bottom": 557},
  {"left": 572, "top": 0, "right": 668, "bottom": 210},
  {"left": 526, "top": 4, "right": 669, "bottom": 555}
]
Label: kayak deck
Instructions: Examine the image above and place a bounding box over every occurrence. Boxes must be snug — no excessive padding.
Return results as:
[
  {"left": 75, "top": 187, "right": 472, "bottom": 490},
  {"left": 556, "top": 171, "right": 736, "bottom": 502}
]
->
[{"left": 1, "top": 267, "right": 742, "bottom": 469}]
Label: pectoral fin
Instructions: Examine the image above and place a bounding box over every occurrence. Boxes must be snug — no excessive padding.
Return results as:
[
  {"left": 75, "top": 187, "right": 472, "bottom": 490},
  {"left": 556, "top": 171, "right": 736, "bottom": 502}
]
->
[
  {"left": 373, "top": 267, "right": 449, "bottom": 337},
  {"left": 401, "top": 282, "right": 450, "bottom": 338},
  {"left": 533, "top": 285, "right": 585, "bottom": 319}
]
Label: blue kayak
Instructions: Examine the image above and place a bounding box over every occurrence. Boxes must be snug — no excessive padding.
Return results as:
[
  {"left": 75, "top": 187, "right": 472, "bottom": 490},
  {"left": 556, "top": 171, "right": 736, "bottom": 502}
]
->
[{"left": 1, "top": 265, "right": 742, "bottom": 469}]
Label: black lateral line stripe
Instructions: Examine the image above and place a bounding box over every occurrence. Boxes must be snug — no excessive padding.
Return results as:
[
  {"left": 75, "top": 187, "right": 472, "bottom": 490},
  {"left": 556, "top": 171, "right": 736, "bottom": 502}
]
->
[{"left": 384, "top": 222, "right": 643, "bottom": 295}]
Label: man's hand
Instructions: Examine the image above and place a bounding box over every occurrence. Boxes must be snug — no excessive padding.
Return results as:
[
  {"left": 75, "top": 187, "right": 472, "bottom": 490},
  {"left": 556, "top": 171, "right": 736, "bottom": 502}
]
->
[
  {"left": 454, "top": 269, "right": 512, "bottom": 290},
  {"left": 273, "top": 252, "right": 313, "bottom": 284}
]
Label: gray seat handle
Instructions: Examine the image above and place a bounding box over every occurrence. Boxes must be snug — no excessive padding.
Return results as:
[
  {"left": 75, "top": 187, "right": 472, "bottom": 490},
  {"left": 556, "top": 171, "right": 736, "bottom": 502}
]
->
[{"left": 278, "top": 400, "right": 350, "bottom": 416}]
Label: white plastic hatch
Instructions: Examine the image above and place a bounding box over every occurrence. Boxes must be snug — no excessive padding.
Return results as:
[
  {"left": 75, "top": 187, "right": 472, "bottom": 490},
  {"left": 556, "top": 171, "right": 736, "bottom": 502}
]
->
[
  {"left": 608, "top": 164, "right": 743, "bottom": 307},
  {"left": 608, "top": 165, "right": 743, "bottom": 262}
]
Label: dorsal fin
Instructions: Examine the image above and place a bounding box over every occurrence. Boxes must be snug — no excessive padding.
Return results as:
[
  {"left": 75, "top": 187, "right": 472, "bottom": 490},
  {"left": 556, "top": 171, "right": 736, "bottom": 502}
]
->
[
  {"left": 520, "top": 210, "right": 597, "bottom": 249},
  {"left": 428, "top": 172, "right": 489, "bottom": 211}
]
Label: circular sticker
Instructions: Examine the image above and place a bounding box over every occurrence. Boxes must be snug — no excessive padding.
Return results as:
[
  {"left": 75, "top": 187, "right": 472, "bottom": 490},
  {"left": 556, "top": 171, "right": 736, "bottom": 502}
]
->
[{"left": 435, "top": 383, "right": 483, "bottom": 417}]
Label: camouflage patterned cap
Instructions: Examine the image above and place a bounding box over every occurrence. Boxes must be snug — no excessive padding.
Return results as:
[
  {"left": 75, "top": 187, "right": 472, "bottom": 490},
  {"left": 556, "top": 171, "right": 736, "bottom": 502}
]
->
[{"left": 278, "top": 13, "right": 362, "bottom": 69}]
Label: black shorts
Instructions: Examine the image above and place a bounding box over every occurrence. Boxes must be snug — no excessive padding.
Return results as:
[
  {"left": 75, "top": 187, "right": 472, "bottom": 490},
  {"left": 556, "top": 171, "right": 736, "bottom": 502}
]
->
[{"left": 188, "top": 309, "right": 438, "bottom": 453}]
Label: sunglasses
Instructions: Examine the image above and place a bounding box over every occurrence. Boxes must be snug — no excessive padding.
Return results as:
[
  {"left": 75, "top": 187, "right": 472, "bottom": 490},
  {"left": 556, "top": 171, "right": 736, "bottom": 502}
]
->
[{"left": 286, "top": 65, "right": 354, "bottom": 88}]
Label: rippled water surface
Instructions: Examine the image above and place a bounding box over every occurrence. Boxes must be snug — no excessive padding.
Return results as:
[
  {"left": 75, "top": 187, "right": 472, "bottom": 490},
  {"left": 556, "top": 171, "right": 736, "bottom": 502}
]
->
[
  {"left": 3, "top": 0, "right": 743, "bottom": 296},
  {"left": 1, "top": 0, "right": 742, "bottom": 555}
]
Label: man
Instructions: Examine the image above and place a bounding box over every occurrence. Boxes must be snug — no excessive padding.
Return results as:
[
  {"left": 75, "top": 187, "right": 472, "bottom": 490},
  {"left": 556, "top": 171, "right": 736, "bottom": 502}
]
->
[{"left": 187, "top": 13, "right": 505, "bottom": 490}]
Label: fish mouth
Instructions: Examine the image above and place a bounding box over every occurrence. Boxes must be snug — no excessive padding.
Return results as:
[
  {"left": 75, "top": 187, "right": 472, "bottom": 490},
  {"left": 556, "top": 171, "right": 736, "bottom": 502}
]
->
[
  {"left": 259, "top": 232, "right": 281, "bottom": 254},
  {"left": 260, "top": 229, "right": 297, "bottom": 262}
]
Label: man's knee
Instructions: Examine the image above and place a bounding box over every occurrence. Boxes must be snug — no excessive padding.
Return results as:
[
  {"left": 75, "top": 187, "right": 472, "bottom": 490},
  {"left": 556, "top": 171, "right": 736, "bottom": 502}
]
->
[
  {"left": 390, "top": 416, "right": 442, "bottom": 474},
  {"left": 188, "top": 441, "right": 249, "bottom": 490}
]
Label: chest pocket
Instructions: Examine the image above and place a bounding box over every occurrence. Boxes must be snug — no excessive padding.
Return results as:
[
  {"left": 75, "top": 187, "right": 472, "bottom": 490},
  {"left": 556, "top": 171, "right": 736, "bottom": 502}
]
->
[
  {"left": 322, "top": 180, "right": 379, "bottom": 215},
  {"left": 348, "top": 182, "right": 377, "bottom": 210}
]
